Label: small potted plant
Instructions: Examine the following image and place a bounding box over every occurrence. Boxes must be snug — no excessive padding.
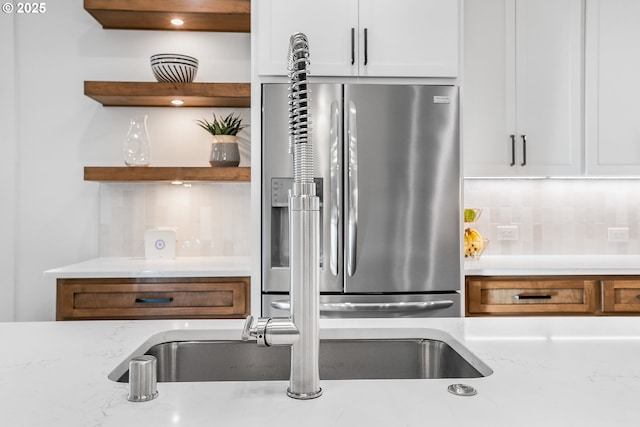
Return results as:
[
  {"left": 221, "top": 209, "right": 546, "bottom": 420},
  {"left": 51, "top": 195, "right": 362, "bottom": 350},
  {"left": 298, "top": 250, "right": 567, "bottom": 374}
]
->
[{"left": 196, "top": 112, "right": 248, "bottom": 167}]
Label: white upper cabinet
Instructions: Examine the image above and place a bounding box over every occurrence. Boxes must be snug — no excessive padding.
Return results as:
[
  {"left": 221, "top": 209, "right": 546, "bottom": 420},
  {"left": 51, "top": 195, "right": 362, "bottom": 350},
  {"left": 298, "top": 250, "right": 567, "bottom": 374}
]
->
[
  {"left": 585, "top": 0, "right": 640, "bottom": 175},
  {"left": 257, "top": 0, "right": 359, "bottom": 76},
  {"left": 357, "top": 0, "right": 459, "bottom": 77},
  {"left": 257, "top": 0, "right": 459, "bottom": 77},
  {"left": 463, "top": 0, "right": 583, "bottom": 177}
]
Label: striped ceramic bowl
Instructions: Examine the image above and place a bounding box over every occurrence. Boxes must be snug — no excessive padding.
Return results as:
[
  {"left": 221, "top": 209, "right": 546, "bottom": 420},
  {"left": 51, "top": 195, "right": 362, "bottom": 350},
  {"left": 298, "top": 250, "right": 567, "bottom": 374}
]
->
[{"left": 150, "top": 54, "right": 199, "bottom": 83}]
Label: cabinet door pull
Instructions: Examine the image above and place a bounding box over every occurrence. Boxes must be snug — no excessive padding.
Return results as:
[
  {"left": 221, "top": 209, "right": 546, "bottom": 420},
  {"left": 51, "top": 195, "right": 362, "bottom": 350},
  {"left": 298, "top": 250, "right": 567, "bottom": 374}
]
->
[
  {"left": 510, "top": 134, "right": 516, "bottom": 166},
  {"left": 636, "top": 294, "right": 640, "bottom": 300},
  {"left": 135, "top": 297, "right": 173, "bottom": 304},
  {"left": 521, "top": 134, "right": 527, "bottom": 166},
  {"left": 350, "top": 27, "right": 355, "bottom": 65},
  {"left": 514, "top": 294, "right": 551, "bottom": 300},
  {"left": 363, "top": 28, "right": 368, "bottom": 66}
]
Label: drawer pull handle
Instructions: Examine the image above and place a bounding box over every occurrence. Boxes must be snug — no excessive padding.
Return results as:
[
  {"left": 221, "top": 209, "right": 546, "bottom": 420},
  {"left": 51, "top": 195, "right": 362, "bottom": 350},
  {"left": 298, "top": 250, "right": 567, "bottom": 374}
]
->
[
  {"left": 135, "top": 298, "right": 173, "bottom": 304},
  {"left": 514, "top": 294, "right": 552, "bottom": 300}
]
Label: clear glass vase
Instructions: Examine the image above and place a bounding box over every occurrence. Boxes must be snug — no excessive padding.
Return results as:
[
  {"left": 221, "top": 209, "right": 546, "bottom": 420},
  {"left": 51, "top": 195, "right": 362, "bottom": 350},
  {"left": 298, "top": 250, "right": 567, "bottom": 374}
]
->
[{"left": 123, "top": 115, "right": 151, "bottom": 166}]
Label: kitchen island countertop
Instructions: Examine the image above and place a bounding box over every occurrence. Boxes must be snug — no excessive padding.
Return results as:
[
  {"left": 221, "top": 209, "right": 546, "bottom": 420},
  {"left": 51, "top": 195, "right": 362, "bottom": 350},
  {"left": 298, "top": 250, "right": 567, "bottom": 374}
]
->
[{"left": 2, "top": 317, "right": 640, "bottom": 427}]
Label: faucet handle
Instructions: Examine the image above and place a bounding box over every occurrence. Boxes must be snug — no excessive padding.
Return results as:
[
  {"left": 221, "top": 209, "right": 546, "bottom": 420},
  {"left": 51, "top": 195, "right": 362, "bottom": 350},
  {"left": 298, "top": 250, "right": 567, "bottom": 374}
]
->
[
  {"left": 241, "top": 315, "right": 256, "bottom": 341},
  {"left": 241, "top": 315, "right": 270, "bottom": 346}
]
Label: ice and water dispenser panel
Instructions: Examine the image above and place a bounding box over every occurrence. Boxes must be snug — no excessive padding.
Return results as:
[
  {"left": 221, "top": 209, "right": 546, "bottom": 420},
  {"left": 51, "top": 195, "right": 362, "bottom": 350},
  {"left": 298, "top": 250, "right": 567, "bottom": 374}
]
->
[{"left": 269, "top": 177, "right": 323, "bottom": 269}]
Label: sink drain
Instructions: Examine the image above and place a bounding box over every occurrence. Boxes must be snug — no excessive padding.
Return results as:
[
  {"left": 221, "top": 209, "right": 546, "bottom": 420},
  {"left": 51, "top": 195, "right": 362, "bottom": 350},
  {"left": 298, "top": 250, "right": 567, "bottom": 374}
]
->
[{"left": 447, "top": 383, "right": 477, "bottom": 397}]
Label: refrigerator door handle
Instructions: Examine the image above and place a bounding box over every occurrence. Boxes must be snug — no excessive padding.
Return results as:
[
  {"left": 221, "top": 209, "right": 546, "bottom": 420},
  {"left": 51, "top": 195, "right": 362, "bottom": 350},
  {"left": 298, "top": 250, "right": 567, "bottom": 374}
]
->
[
  {"left": 346, "top": 100, "right": 359, "bottom": 277},
  {"left": 271, "top": 300, "right": 454, "bottom": 313},
  {"left": 329, "top": 100, "right": 340, "bottom": 276}
]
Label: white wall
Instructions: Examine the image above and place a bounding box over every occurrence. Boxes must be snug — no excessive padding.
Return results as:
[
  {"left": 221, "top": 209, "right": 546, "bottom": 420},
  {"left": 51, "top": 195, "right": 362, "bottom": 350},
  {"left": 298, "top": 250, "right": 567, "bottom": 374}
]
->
[
  {"left": 0, "top": 13, "right": 17, "bottom": 321},
  {"left": 5, "top": 2, "right": 250, "bottom": 320}
]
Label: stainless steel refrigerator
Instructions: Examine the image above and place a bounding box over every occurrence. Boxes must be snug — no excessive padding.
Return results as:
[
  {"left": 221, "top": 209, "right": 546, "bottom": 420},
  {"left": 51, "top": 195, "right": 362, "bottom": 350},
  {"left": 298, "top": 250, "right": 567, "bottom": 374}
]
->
[{"left": 262, "top": 83, "right": 462, "bottom": 318}]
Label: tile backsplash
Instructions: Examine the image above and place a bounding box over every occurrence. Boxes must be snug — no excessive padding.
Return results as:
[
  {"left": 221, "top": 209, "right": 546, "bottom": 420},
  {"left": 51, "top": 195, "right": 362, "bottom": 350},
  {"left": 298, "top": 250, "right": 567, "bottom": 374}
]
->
[
  {"left": 99, "top": 179, "right": 639, "bottom": 258},
  {"left": 99, "top": 183, "right": 250, "bottom": 257},
  {"left": 464, "top": 179, "right": 640, "bottom": 255}
]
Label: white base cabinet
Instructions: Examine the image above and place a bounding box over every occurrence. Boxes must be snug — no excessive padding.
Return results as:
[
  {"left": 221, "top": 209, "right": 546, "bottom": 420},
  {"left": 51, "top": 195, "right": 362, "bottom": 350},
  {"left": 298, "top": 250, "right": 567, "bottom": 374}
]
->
[
  {"left": 463, "top": 0, "right": 583, "bottom": 177},
  {"left": 257, "top": 0, "right": 459, "bottom": 78}
]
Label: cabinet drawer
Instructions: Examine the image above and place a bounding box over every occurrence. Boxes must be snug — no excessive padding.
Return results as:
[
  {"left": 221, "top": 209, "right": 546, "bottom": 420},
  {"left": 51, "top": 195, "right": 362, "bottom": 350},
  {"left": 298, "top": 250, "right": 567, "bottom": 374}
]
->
[
  {"left": 56, "top": 277, "right": 250, "bottom": 320},
  {"left": 466, "top": 277, "right": 598, "bottom": 316},
  {"left": 602, "top": 280, "right": 640, "bottom": 313}
]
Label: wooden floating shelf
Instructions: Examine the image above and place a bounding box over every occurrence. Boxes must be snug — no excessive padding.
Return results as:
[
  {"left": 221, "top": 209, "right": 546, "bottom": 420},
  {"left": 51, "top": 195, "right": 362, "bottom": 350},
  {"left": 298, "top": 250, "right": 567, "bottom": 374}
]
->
[
  {"left": 84, "top": 167, "right": 251, "bottom": 182},
  {"left": 84, "top": 81, "right": 251, "bottom": 108},
  {"left": 84, "top": 0, "right": 250, "bottom": 32}
]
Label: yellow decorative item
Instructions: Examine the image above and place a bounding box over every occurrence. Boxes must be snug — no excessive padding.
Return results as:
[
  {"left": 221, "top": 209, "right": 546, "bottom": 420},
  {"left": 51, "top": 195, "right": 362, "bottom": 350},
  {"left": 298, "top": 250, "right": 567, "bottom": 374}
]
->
[{"left": 464, "top": 228, "right": 487, "bottom": 259}]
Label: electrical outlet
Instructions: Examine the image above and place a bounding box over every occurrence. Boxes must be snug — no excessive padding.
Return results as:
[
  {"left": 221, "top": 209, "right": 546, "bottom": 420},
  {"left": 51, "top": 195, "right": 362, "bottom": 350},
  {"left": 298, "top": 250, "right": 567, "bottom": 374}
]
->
[
  {"left": 496, "top": 225, "right": 519, "bottom": 241},
  {"left": 608, "top": 227, "right": 629, "bottom": 242}
]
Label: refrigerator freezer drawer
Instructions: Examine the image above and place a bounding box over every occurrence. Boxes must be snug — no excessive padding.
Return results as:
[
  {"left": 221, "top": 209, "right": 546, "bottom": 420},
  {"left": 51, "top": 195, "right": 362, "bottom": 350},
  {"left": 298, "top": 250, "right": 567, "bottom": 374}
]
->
[{"left": 262, "top": 293, "right": 461, "bottom": 318}]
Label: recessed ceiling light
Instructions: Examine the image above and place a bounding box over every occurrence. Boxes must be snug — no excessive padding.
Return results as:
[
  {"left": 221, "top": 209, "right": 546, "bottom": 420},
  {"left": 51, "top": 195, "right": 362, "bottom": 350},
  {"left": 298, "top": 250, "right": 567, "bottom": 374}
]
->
[
  {"left": 171, "top": 99, "right": 184, "bottom": 106},
  {"left": 170, "top": 18, "right": 184, "bottom": 26}
]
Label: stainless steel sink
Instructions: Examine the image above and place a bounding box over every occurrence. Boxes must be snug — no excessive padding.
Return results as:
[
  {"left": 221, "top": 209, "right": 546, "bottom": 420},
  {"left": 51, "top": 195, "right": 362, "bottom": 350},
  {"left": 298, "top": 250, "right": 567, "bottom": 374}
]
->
[{"left": 110, "top": 330, "right": 492, "bottom": 383}]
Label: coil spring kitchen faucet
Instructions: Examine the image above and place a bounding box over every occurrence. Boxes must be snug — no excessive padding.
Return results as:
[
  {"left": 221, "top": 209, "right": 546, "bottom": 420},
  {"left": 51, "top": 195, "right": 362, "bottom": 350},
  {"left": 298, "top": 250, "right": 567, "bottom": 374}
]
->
[{"left": 241, "top": 32, "right": 322, "bottom": 400}]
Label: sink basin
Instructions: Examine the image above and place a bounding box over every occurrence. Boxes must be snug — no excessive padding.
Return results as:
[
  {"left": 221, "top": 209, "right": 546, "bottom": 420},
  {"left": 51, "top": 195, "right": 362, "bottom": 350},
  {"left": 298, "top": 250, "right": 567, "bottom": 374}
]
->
[{"left": 110, "top": 329, "right": 492, "bottom": 382}]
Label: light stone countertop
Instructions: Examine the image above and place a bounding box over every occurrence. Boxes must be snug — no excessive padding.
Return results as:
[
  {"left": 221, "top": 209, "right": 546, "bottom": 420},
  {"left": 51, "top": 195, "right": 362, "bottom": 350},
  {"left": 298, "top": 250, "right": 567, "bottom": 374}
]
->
[
  {"left": 2, "top": 317, "right": 640, "bottom": 427},
  {"left": 465, "top": 254, "right": 640, "bottom": 276},
  {"left": 44, "top": 256, "right": 251, "bottom": 278},
  {"left": 44, "top": 255, "right": 640, "bottom": 280}
]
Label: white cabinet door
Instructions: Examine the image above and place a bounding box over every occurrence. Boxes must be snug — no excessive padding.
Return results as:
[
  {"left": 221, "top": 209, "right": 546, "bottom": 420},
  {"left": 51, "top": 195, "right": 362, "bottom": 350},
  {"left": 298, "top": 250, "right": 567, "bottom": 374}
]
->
[
  {"left": 585, "top": 0, "right": 640, "bottom": 175},
  {"left": 358, "top": 0, "right": 458, "bottom": 77},
  {"left": 463, "top": 0, "right": 583, "bottom": 177},
  {"left": 257, "top": 0, "right": 358, "bottom": 76},
  {"left": 257, "top": 0, "right": 458, "bottom": 77},
  {"left": 515, "top": 0, "right": 582, "bottom": 176},
  {"left": 463, "top": 0, "right": 514, "bottom": 176}
]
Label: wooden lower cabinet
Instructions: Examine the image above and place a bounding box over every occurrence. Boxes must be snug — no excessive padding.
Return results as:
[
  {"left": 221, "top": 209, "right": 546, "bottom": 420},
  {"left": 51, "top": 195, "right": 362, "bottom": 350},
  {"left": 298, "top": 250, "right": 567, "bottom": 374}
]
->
[
  {"left": 601, "top": 279, "right": 640, "bottom": 314},
  {"left": 466, "top": 275, "right": 640, "bottom": 316},
  {"left": 56, "top": 277, "right": 250, "bottom": 320},
  {"left": 466, "top": 277, "right": 599, "bottom": 316}
]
